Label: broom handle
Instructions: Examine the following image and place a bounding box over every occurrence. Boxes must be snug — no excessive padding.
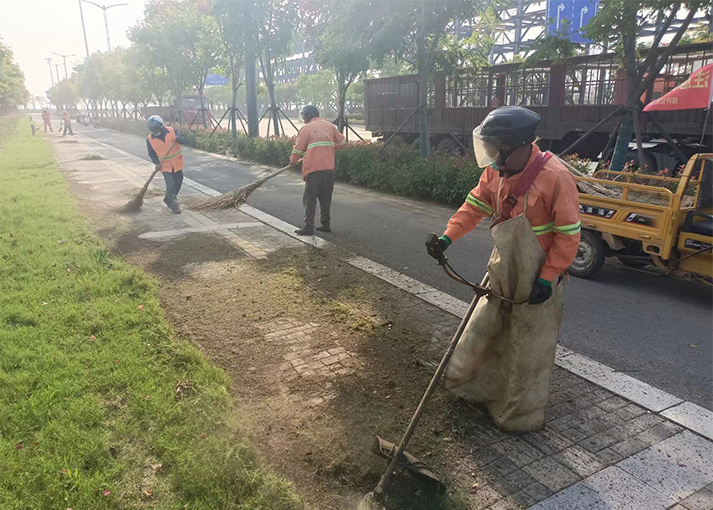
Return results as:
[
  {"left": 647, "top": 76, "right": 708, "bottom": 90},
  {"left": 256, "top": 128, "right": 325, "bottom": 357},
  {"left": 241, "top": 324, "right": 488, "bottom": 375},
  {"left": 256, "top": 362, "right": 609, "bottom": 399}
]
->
[{"left": 373, "top": 274, "right": 490, "bottom": 497}]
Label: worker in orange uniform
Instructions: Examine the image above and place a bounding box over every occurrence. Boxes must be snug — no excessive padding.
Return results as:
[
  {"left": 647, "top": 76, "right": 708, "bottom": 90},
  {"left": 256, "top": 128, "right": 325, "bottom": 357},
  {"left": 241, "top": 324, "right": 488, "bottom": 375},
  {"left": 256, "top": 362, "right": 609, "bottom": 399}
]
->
[
  {"left": 427, "top": 106, "right": 581, "bottom": 431},
  {"left": 61, "top": 110, "right": 74, "bottom": 136},
  {"left": 290, "top": 105, "right": 345, "bottom": 235},
  {"left": 42, "top": 108, "right": 53, "bottom": 132},
  {"left": 429, "top": 106, "right": 580, "bottom": 304},
  {"left": 146, "top": 115, "right": 186, "bottom": 214}
]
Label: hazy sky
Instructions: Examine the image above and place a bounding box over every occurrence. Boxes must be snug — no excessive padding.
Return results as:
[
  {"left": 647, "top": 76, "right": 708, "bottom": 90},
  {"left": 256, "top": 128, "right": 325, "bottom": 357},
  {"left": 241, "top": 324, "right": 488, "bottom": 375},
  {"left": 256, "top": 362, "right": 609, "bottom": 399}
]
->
[{"left": 1, "top": 0, "right": 148, "bottom": 98}]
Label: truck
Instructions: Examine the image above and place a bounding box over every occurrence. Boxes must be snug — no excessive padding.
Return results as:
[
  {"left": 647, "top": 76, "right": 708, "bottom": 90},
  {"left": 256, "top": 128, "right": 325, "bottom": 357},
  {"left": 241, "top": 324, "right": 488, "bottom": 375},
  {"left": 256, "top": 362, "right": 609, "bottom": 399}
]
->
[
  {"left": 570, "top": 153, "right": 713, "bottom": 284},
  {"left": 141, "top": 94, "right": 210, "bottom": 126},
  {"left": 364, "top": 43, "right": 712, "bottom": 173}
]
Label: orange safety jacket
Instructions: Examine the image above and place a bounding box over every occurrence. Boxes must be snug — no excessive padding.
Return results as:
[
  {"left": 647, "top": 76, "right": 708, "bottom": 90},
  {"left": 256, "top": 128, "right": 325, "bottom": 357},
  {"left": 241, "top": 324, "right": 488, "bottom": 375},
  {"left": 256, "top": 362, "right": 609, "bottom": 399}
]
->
[
  {"left": 443, "top": 144, "right": 581, "bottom": 282},
  {"left": 147, "top": 127, "right": 184, "bottom": 173},
  {"left": 290, "top": 117, "right": 345, "bottom": 178}
]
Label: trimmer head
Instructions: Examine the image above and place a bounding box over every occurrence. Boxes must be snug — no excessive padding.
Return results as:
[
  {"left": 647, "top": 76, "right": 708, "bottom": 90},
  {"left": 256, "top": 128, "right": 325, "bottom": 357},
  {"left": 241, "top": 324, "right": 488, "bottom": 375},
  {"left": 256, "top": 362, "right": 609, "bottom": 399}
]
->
[{"left": 371, "top": 436, "right": 446, "bottom": 495}]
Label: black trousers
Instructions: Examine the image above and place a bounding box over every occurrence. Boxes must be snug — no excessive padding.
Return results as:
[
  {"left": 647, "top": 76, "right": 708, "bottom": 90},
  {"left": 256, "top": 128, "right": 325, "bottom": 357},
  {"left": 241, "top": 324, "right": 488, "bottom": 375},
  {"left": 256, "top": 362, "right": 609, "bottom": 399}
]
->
[
  {"left": 62, "top": 123, "right": 74, "bottom": 136},
  {"left": 303, "top": 170, "right": 335, "bottom": 228},
  {"left": 162, "top": 170, "right": 184, "bottom": 205}
]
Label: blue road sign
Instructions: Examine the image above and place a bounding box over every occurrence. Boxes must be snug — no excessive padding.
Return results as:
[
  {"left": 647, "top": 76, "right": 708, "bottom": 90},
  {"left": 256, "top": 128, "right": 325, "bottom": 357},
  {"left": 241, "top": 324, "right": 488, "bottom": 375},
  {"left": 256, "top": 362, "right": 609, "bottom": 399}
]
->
[
  {"left": 547, "top": 0, "right": 598, "bottom": 44},
  {"left": 205, "top": 73, "right": 230, "bottom": 87}
]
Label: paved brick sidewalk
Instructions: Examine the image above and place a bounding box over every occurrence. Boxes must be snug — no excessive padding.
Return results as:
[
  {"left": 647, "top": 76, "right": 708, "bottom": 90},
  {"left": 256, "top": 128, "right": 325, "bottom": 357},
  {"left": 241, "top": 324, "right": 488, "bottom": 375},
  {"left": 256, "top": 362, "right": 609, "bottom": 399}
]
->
[{"left": 50, "top": 134, "right": 713, "bottom": 510}]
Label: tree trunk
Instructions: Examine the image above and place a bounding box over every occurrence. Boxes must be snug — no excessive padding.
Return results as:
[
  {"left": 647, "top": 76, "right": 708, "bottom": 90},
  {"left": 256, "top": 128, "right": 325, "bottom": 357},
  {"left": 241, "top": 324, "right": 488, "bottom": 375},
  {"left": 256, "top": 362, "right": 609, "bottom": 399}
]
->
[
  {"left": 198, "top": 77, "right": 208, "bottom": 129},
  {"left": 230, "top": 54, "right": 238, "bottom": 141},
  {"left": 336, "top": 71, "right": 347, "bottom": 134}
]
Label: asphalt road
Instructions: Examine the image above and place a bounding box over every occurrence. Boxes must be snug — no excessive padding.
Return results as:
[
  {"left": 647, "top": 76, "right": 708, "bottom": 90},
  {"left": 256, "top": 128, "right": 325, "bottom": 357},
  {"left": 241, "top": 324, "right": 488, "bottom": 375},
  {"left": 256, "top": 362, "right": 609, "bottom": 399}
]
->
[{"left": 69, "top": 124, "right": 713, "bottom": 409}]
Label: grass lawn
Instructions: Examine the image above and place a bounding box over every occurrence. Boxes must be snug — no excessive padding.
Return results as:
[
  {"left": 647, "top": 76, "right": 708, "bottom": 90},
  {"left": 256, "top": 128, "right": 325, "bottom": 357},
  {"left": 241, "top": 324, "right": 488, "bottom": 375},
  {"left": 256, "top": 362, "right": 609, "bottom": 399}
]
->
[{"left": 0, "top": 116, "right": 304, "bottom": 510}]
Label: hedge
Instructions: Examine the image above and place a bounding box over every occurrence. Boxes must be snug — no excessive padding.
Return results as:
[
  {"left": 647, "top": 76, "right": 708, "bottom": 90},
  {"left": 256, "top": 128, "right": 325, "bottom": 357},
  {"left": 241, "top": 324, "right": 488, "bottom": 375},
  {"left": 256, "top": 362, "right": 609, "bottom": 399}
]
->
[{"left": 100, "top": 118, "right": 483, "bottom": 206}]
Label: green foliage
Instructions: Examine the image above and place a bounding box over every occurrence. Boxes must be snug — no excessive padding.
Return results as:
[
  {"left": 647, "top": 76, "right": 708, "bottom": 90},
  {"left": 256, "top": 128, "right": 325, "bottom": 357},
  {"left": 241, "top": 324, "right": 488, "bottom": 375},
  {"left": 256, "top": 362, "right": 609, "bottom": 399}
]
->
[
  {"left": 522, "top": 35, "right": 581, "bottom": 68},
  {"left": 46, "top": 78, "right": 81, "bottom": 109},
  {"left": 0, "top": 117, "right": 303, "bottom": 510},
  {"left": 336, "top": 142, "right": 484, "bottom": 205},
  {"left": 295, "top": 70, "right": 336, "bottom": 110},
  {"left": 0, "top": 39, "right": 28, "bottom": 112}
]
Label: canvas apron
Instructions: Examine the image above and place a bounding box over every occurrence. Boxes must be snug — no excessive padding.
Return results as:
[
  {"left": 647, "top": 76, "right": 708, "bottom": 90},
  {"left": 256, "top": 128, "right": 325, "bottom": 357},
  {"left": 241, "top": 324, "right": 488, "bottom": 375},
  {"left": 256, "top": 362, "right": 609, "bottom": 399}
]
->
[{"left": 443, "top": 193, "right": 564, "bottom": 432}]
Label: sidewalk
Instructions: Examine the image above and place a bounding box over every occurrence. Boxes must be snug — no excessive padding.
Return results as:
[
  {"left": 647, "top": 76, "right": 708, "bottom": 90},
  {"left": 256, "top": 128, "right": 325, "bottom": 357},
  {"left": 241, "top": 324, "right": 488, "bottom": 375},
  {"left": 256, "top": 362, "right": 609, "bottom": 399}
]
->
[{"left": 50, "top": 133, "right": 713, "bottom": 510}]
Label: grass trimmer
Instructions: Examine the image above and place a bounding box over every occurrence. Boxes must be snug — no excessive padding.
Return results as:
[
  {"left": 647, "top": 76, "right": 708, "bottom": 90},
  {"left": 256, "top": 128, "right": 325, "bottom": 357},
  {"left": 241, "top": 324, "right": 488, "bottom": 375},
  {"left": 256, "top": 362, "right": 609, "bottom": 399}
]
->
[
  {"left": 359, "top": 234, "right": 490, "bottom": 509},
  {"left": 118, "top": 140, "right": 177, "bottom": 213}
]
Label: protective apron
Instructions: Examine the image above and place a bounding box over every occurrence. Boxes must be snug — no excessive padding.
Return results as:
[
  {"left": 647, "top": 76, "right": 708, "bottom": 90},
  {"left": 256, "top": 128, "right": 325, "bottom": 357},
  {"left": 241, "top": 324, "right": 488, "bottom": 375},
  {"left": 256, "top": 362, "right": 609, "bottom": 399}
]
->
[{"left": 443, "top": 207, "right": 563, "bottom": 432}]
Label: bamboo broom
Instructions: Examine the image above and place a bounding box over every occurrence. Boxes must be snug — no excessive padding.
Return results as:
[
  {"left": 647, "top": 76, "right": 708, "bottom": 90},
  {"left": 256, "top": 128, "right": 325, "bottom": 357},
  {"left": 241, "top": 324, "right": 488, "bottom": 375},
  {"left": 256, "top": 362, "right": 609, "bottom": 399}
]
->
[{"left": 191, "top": 163, "right": 296, "bottom": 211}]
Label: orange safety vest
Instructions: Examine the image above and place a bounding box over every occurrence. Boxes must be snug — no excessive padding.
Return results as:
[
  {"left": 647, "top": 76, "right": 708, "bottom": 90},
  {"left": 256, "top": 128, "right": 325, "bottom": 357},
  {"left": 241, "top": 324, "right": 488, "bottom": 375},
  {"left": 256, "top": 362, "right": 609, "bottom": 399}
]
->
[{"left": 148, "top": 127, "right": 184, "bottom": 173}]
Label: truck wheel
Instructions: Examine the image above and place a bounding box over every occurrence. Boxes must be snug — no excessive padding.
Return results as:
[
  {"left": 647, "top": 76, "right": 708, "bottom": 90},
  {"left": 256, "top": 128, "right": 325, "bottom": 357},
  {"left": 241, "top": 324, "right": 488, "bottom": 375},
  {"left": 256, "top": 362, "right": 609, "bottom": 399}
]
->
[{"left": 569, "top": 230, "right": 606, "bottom": 278}]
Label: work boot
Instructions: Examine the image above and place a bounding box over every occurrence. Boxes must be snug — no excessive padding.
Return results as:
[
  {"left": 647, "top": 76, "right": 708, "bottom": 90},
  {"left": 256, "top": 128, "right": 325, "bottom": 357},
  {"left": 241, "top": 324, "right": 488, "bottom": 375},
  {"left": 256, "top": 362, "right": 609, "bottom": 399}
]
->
[
  {"left": 294, "top": 226, "right": 314, "bottom": 236},
  {"left": 170, "top": 203, "right": 181, "bottom": 214},
  {"left": 315, "top": 225, "right": 331, "bottom": 232}
]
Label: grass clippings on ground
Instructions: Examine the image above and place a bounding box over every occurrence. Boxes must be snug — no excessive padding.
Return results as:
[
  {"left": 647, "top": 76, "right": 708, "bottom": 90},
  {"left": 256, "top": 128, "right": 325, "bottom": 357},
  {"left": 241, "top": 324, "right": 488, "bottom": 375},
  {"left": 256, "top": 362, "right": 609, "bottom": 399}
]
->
[{"left": 0, "top": 117, "right": 304, "bottom": 510}]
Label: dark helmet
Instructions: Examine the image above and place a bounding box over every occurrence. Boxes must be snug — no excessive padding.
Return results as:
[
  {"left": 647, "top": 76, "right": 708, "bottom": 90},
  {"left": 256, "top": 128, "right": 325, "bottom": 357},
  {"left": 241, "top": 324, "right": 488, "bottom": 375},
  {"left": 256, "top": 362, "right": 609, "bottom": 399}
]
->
[
  {"left": 147, "top": 115, "right": 164, "bottom": 135},
  {"left": 299, "top": 104, "right": 319, "bottom": 121},
  {"left": 472, "top": 107, "right": 540, "bottom": 168}
]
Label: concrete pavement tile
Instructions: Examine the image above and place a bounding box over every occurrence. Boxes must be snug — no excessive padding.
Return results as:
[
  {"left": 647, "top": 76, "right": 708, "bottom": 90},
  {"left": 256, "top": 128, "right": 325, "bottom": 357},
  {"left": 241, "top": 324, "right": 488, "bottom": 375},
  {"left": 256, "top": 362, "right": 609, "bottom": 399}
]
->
[
  {"left": 522, "top": 428, "right": 574, "bottom": 455},
  {"left": 594, "top": 447, "right": 624, "bottom": 465},
  {"left": 662, "top": 402, "right": 713, "bottom": 441},
  {"left": 679, "top": 484, "right": 713, "bottom": 510},
  {"left": 609, "top": 437, "right": 649, "bottom": 457},
  {"left": 618, "top": 431, "right": 713, "bottom": 502},
  {"left": 553, "top": 445, "right": 606, "bottom": 477},
  {"left": 527, "top": 483, "right": 606, "bottom": 510},
  {"left": 584, "top": 465, "right": 675, "bottom": 509},
  {"left": 492, "top": 437, "right": 545, "bottom": 467},
  {"left": 522, "top": 457, "right": 581, "bottom": 492}
]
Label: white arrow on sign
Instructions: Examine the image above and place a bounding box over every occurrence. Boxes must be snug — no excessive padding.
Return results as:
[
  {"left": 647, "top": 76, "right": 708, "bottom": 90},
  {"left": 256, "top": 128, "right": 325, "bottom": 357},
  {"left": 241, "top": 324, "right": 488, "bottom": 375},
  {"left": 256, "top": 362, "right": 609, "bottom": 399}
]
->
[
  {"left": 579, "top": 6, "right": 589, "bottom": 28},
  {"left": 556, "top": 3, "right": 566, "bottom": 29}
]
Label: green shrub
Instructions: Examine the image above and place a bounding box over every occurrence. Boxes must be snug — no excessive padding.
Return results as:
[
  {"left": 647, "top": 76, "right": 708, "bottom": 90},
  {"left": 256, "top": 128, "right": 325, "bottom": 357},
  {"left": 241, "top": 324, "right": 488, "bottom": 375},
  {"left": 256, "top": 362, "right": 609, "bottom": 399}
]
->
[{"left": 101, "top": 117, "right": 483, "bottom": 206}]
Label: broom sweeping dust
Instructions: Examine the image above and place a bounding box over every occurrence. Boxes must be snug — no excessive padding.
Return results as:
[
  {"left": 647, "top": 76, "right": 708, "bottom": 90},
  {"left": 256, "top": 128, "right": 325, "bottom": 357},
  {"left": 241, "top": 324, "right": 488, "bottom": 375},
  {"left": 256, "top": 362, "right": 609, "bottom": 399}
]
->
[
  {"left": 118, "top": 140, "right": 177, "bottom": 213},
  {"left": 191, "top": 161, "right": 298, "bottom": 211}
]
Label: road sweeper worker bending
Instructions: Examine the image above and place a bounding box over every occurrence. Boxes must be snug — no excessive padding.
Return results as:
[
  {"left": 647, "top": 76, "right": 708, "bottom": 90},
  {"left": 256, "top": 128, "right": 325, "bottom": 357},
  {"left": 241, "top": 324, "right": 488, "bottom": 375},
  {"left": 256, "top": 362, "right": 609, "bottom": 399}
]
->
[
  {"left": 430, "top": 106, "right": 581, "bottom": 303},
  {"left": 146, "top": 115, "right": 187, "bottom": 214},
  {"left": 426, "top": 106, "right": 581, "bottom": 432},
  {"left": 290, "top": 104, "right": 345, "bottom": 236}
]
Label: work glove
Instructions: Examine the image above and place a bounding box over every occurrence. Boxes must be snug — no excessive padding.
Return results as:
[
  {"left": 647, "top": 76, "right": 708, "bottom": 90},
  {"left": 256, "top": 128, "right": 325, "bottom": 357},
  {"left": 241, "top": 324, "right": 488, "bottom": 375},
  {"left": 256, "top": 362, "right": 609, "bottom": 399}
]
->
[
  {"left": 426, "top": 233, "right": 451, "bottom": 261},
  {"left": 528, "top": 277, "right": 552, "bottom": 305}
]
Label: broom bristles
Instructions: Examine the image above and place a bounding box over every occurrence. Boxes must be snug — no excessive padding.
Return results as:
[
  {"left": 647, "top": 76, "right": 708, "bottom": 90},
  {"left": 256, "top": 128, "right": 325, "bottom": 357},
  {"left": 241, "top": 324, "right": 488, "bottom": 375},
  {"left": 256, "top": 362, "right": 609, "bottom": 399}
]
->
[{"left": 191, "top": 164, "right": 292, "bottom": 211}]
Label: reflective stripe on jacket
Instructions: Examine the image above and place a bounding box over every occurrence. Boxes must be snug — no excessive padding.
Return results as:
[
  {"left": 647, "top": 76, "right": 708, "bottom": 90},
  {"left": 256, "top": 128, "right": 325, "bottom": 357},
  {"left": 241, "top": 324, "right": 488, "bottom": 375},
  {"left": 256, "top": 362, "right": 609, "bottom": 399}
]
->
[
  {"left": 147, "top": 126, "right": 184, "bottom": 173},
  {"left": 289, "top": 117, "right": 345, "bottom": 178},
  {"left": 443, "top": 144, "right": 581, "bottom": 282}
]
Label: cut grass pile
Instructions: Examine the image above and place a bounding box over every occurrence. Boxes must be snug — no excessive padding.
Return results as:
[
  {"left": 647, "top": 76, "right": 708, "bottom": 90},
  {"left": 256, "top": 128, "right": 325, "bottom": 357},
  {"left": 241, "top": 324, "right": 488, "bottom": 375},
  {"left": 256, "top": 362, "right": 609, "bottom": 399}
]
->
[{"left": 0, "top": 117, "right": 305, "bottom": 510}]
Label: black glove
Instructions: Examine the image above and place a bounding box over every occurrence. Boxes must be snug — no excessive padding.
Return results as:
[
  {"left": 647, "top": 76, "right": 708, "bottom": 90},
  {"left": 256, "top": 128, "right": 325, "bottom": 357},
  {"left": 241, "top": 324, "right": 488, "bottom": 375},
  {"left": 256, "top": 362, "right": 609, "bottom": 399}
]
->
[
  {"left": 426, "top": 233, "right": 450, "bottom": 261},
  {"left": 528, "top": 278, "right": 553, "bottom": 305}
]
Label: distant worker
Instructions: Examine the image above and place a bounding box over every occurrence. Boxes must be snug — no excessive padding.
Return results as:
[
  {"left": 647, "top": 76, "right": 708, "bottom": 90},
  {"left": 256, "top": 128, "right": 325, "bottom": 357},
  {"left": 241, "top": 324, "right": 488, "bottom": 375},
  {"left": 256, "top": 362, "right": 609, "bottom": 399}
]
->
[
  {"left": 290, "top": 105, "right": 345, "bottom": 235},
  {"left": 427, "top": 106, "right": 581, "bottom": 431},
  {"left": 62, "top": 110, "right": 74, "bottom": 136},
  {"left": 146, "top": 115, "right": 186, "bottom": 214},
  {"left": 41, "top": 108, "right": 53, "bottom": 132}
]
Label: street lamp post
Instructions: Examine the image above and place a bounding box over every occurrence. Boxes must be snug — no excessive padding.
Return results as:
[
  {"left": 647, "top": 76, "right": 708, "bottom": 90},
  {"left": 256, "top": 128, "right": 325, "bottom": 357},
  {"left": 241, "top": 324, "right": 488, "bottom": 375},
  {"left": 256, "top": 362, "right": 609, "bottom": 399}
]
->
[
  {"left": 53, "top": 64, "right": 62, "bottom": 85},
  {"left": 46, "top": 58, "right": 55, "bottom": 86},
  {"left": 81, "top": 1, "right": 129, "bottom": 53},
  {"left": 78, "top": 0, "right": 90, "bottom": 57},
  {"left": 53, "top": 53, "right": 76, "bottom": 80}
]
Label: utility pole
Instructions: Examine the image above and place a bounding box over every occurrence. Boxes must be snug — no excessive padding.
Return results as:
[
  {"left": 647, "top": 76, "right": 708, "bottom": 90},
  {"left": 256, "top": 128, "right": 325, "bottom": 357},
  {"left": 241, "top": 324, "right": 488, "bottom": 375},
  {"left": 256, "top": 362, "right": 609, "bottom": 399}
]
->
[
  {"left": 53, "top": 53, "right": 76, "bottom": 80},
  {"left": 81, "top": 1, "right": 128, "bottom": 52},
  {"left": 46, "top": 58, "right": 55, "bottom": 86},
  {"left": 54, "top": 64, "right": 62, "bottom": 85},
  {"left": 78, "top": 0, "right": 90, "bottom": 57}
]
